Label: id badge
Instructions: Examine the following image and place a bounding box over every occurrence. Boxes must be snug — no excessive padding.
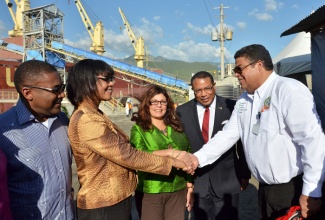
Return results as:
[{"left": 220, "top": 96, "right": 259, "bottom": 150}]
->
[{"left": 252, "top": 121, "right": 260, "bottom": 135}]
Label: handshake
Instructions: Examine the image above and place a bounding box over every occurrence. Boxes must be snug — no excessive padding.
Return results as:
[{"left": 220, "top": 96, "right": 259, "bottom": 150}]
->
[{"left": 170, "top": 150, "right": 199, "bottom": 175}]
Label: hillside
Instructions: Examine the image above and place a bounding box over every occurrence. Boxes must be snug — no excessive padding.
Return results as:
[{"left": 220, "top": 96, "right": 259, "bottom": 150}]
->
[{"left": 120, "top": 55, "right": 219, "bottom": 82}]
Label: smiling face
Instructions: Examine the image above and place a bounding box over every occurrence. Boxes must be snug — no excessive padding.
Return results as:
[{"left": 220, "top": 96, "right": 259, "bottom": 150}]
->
[
  {"left": 149, "top": 93, "right": 167, "bottom": 120},
  {"left": 22, "top": 71, "right": 65, "bottom": 121},
  {"left": 96, "top": 74, "right": 115, "bottom": 102},
  {"left": 192, "top": 77, "right": 216, "bottom": 107},
  {"left": 234, "top": 57, "right": 262, "bottom": 94}
]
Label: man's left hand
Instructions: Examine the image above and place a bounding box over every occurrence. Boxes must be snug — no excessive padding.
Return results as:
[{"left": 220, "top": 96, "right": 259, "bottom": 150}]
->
[{"left": 299, "top": 194, "right": 321, "bottom": 218}]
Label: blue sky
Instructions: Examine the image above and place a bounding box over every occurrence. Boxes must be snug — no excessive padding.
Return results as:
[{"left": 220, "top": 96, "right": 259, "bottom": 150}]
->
[{"left": 0, "top": 0, "right": 324, "bottom": 63}]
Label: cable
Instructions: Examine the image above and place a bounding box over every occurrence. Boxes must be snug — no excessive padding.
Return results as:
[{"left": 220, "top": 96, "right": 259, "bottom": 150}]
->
[
  {"left": 80, "top": 0, "right": 100, "bottom": 23},
  {"left": 203, "top": 0, "right": 216, "bottom": 27}
]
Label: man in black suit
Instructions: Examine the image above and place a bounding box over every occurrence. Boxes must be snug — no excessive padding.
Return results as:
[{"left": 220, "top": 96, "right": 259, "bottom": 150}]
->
[{"left": 177, "top": 71, "right": 250, "bottom": 220}]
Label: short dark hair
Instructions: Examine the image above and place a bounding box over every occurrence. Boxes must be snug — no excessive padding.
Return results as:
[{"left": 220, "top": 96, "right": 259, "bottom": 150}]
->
[
  {"left": 190, "top": 71, "right": 214, "bottom": 87},
  {"left": 67, "top": 59, "right": 114, "bottom": 107},
  {"left": 132, "top": 85, "right": 183, "bottom": 132},
  {"left": 234, "top": 44, "right": 273, "bottom": 71},
  {"left": 14, "top": 60, "right": 57, "bottom": 94}
]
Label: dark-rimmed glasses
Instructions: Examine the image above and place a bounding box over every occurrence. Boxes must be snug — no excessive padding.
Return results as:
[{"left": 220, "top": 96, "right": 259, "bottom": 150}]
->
[
  {"left": 149, "top": 100, "right": 168, "bottom": 106},
  {"left": 193, "top": 83, "right": 215, "bottom": 95},
  {"left": 97, "top": 76, "right": 115, "bottom": 83},
  {"left": 233, "top": 61, "right": 257, "bottom": 75},
  {"left": 23, "top": 84, "right": 66, "bottom": 95}
]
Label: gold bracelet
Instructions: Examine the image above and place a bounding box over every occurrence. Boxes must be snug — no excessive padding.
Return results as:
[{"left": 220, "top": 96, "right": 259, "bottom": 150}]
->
[{"left": 175, "top": 150, "right": 181, "bottom": 159}]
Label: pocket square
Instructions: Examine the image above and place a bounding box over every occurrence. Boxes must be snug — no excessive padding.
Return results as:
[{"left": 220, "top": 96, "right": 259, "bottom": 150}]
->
[{"left": 221, "top": 120, "right": 229, "bottom": 125}]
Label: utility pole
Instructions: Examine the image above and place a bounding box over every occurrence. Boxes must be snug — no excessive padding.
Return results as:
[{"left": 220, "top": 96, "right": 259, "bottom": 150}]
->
[
  {"left": 212, "top": 4, "right": 232, "bottom": 80},
  {"left": 219, "top": 4, "right": 225, "bottom": 80}
]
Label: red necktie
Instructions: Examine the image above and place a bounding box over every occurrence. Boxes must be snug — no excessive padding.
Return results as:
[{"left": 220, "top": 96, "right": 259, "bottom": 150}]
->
[{"left": 202, "top": 106, "right": 210, "bottom": 143}]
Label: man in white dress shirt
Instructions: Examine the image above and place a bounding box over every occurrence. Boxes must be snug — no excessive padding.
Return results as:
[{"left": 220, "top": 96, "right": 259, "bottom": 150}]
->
[{"left": 189, "top": 44, "right": 325, "bottom": 219}]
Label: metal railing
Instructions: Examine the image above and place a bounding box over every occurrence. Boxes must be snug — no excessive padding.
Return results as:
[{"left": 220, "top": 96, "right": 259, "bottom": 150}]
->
[
  {"left": 0, "top": 91, "right": 19, "bottom": 103},
  {"left": 101, "top": 97, "right": 124, "bottom": 112}
]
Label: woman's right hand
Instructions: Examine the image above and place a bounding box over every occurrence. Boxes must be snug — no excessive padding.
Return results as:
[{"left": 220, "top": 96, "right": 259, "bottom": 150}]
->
[
  {"left": 172, "top": 158, "right": 194, "bottom": 175},
  {"left": 177, "top": 151, "right": 194, "bottom": 168},
  {"left": 153, "top": 149, "right": 196, "bottom": 174}
]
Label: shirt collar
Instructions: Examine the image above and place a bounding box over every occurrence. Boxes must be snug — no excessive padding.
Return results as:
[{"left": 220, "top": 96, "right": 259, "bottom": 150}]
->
[
  {"left": 196, "top": 95, "right": 216, "bottom": 110},
  {"left": 16, "top": 98, "right": 58, "bottom": 125},
  {"left": 16, "top": 99, "right": 36, "bottom": 125},
  {"left": 255, "top": 71, "right": 276, "bottom": 99}
]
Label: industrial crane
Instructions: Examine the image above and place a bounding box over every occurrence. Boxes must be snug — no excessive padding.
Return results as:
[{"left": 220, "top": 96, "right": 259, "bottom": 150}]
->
[
  {"left": 74, "top": 0, "right": 105, "bottom": 55},
  {"left": 5, "top": 0, "right": 30, "bottom": 37},
  {"left": 119, "top": 7, "right": 146, "bottom": 68}
]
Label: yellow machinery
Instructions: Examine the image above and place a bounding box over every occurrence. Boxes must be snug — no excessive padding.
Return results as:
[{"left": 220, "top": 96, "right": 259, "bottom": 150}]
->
[
  {"left": 74, "top": 0, "right": 105, "bottom": 55},
  {"left": 119, "top": 7, "right": 146, "bottom": 68},
  {"left": 5, "top": 0, "right": 30, "bottom": 37}
]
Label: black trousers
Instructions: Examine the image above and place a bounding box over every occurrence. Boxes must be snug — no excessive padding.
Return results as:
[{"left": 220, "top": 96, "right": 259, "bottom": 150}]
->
[
  {"left": 77, "top": 196, "right": 131, "bottom": 220},
  {"left": 258, "top": 174, "right": 303, "bottom": 220}
]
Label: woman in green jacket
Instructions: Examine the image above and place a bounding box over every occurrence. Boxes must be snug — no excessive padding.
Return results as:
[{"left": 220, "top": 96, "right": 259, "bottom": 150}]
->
[{"left": 130, "top": 85, "right": 194, "bottom": 220}]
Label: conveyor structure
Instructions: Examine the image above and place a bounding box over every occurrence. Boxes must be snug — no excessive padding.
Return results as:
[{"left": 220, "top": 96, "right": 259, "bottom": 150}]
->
[
  {"left": 0, "top": 40, "right": 23, "bottom": 55},
  {"left": 0, "top": 39, "right": 189, "bottom": 97}
]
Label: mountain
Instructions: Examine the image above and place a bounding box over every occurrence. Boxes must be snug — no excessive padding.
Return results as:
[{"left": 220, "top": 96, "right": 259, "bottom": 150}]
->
[{"left": 120, "top": 55, "right": 219, "bottom": 82}]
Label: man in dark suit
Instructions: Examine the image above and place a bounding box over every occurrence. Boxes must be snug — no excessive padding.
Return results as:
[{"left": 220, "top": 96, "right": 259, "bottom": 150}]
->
[{"left": 177, "top": 71, "right": 250, "bottom": 220}]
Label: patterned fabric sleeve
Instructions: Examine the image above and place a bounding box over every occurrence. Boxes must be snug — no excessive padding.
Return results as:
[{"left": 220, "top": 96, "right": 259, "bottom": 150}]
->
[{"left": 75, "top": 111, "right": 174, "bottom": 175}]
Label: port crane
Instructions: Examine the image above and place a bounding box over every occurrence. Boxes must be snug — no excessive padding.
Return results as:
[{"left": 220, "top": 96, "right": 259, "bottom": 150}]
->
[
  {"left": 119, "top": 7, "right": 146, "bottom": 68},
  {"left": 74, "top": 0, "right": 105, "bottom": 55},
  {"left": 5, "top": 0, "right": 30, "bottom": 37}
]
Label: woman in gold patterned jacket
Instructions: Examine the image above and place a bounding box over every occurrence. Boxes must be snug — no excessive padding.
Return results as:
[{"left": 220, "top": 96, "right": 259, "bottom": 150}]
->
[{"left": 66, "top": 59, "right": 193, "bottom": 220}]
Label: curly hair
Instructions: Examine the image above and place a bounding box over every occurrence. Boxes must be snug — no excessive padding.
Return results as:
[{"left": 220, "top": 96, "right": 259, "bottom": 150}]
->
[{"left": 132, "top": 85, "right": 183, "bottom": 132}]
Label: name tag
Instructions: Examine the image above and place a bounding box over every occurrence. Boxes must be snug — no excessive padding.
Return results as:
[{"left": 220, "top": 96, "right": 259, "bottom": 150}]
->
[
  {"left": 238, "top": 102, "right": 247, "bottom": 113},
  {"left": 252, "top": 121, "right": 260, "bottom": 135}
]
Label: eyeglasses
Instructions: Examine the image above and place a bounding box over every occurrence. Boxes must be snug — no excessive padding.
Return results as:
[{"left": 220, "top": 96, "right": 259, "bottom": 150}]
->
[
  {"left": 149, "top": 100, "right": 168, "bottom": 106},
  {"left": 193, "top": 84, "right": 215, "bottom": 95},
  {"left": 23, "top": 84, "right": 66, "bottom": 95},
  {"left": 233, "top": 61, "right": 257, "bottom": 75},
  {"left": 97, "top": 75, "right": 115, "bottom": 83}
]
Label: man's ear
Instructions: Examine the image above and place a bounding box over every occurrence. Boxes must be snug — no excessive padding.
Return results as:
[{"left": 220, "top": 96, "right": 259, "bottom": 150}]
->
[
  {"left": 257, "top": 60, "right": 264, "bottom": 71},
  {"left": 21, "top": 87, "right": 33, "bottom": 101}
]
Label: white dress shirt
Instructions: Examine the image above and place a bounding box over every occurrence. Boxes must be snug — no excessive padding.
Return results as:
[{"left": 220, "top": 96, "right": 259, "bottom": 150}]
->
[
  {"left": 194, "top": 72, "right": 325, "bottom": 197},
  {"left": 197, "top": 97, "right": 216, "bottom": 141}
]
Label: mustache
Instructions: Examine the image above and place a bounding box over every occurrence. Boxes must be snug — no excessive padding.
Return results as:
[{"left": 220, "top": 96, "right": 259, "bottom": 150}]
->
[{"left": 55, "top": 98, "right": 63, "bottom": 104}]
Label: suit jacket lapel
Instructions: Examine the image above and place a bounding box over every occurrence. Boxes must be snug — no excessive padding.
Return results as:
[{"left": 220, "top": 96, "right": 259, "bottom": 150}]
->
[{"left": 190, "top": 100, "right": 204, "bottom": 142}]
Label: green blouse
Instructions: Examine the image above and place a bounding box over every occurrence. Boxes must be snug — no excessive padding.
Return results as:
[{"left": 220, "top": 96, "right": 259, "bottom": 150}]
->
[{"left": 130, "top": 124, "right": 192, "bottom": 194}]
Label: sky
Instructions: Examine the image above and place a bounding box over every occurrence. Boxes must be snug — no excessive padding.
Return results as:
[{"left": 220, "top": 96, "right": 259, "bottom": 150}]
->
[{"left": 0, "top": 0, "right": 324, "bottom": 64}]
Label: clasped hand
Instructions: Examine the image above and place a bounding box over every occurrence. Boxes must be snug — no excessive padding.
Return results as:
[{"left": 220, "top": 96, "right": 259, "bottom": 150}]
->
[{"left": 176, "top": 151, "right": 199, "bottom": 175}]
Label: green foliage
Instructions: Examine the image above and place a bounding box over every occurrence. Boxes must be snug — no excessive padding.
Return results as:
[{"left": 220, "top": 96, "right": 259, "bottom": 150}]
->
[{"left": 61, "top": 105, "right": 70, "bottom": 118}]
